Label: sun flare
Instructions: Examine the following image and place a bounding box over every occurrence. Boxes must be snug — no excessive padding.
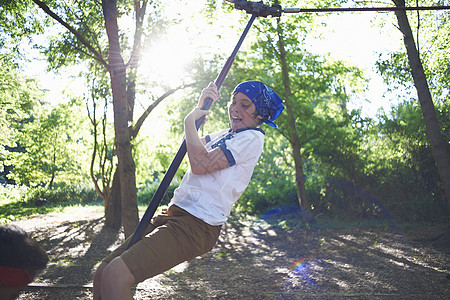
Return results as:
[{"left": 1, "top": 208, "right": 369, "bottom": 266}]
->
[{"left": 139, "top": 29, "right": 197, "bottom": 87}]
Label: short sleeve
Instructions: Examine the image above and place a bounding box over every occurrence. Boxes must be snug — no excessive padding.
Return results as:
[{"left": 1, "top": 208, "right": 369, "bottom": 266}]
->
[{"left": 224, "top": 130, "right": 264, "bottom": 166}]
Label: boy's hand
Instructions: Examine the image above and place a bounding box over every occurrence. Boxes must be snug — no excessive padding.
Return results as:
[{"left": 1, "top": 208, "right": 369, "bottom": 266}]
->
[
  {"left": 161, "top": 207, "right": 173, "bottom": 216},
  {"left": 198, "top": 82, "right": 220, "bottom": 109},
  {"left": 185, "top": 107, "right": 210, "bottom": 126}
]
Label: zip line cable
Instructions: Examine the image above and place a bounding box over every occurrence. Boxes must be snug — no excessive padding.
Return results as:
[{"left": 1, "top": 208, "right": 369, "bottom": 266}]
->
[
  {"left": 283, "top": 6, "right": 450, "bottom": 13},
  {"left": 225, "top": 0, "right": 450, "bottom": 15}
]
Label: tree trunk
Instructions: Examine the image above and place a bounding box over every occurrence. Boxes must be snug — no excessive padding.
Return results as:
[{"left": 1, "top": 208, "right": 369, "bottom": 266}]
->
[
  {"left": 102, "top": 0, "right": 138, "bottom": 237},
  {"left": 393, "top": 0, "right": 450, "bottom": 222},
  {"left": 105, "top": 168, "right": 122, "bottom": 229},
  {"left": 276, "top": 17, "right": 311, "bottom": 222}
]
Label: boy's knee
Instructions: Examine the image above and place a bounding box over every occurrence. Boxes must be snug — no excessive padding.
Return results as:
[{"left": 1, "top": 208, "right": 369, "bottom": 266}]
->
[
  {"left": 101, "top": 257, "right": 135, "bottom": 291},
  {"left": 93, "top": 261, "right": 108, "bottom": 299},
  {"left": 94, "top": 261, "right": 108, "bottom": 280}
]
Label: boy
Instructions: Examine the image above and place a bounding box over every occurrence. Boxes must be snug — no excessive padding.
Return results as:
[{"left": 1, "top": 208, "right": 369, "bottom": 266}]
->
[{"left": 93, "top": 81, "right": 284, "bottom": 299}]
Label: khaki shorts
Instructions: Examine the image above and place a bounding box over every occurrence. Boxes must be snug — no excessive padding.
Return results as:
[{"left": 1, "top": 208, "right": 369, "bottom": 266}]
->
[{"left": 103, "top": 205, "right": 221, "bottom": 283}]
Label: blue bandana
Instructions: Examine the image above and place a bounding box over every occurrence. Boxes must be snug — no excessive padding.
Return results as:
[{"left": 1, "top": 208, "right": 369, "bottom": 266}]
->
[{"left": 233, "top": 81, "right": 285, "bottom": 128}]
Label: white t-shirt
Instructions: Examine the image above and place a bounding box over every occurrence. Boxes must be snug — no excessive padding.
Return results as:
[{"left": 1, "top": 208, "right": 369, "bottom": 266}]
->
[{"left": 170, "top": 127, "right": 265, "bottom": 226}]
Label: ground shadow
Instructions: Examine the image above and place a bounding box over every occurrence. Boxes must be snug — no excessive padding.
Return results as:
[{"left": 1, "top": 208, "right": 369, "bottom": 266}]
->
[
  {"left": 14, "top": 208, "right": 450, "bottom": 299},
  {"left": 18, "top": 214, "right": 121, "bottom": 299}
]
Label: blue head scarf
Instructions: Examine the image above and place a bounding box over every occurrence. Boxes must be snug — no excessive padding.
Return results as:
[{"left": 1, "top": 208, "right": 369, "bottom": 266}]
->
[{"left": 233, "top": 81, "right": 285, "bottom": 128}]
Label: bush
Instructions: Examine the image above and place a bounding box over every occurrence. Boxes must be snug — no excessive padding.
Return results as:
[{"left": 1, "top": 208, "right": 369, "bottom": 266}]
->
[
  {"left": 137, "top": 182, "right": 178, "bottom": 206},
  {"left": 237, "top": 174, "right": 297, "bottom": 215},
  {"left": 0, "top": 184, "right": 100, "bottom": 223},
  {"left": 0, "top": 185, "right": 29, "bottom": 205},
  {"left": 22, "top": 184, "right": 100, "bottom": 205},
  {"left": 310, "top": 178, "right": 388, "bottom": 221}
]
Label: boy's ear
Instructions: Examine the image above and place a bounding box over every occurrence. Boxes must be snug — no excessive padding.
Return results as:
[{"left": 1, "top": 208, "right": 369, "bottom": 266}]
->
[{"left": 256, "top": 115, "right": 263, "bottom": 125}]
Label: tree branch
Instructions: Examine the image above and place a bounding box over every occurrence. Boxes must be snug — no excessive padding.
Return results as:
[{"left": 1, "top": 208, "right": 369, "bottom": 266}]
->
[
  {"left": 127, "top": 0, "right": 148, "bottom": 68},
  {"left": 132, "top": 82, "right": 196, "bottom": 139},
  {"left": 32, "top": 0, "right": 109, "bottom": 68},
  {"left": 87, "top": 93, "right": 106, "bottom": 202}
]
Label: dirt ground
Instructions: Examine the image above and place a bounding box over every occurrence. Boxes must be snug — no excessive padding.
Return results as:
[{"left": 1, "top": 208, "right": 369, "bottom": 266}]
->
[{"left": 9, "top": 206, "right": 450, "bottom": 299}]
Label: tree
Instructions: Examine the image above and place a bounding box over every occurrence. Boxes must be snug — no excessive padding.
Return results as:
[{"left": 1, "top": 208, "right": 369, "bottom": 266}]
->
[
  {"left": 239, "top": 0, "right": 365, "bottom": 222},
  {"left": 86, "top": 70, "right": 194, "bottom": 229},
  {"left": 86, "top": 75, "right": 118, "bottom": 228},
  {"left": 100, "top": 0, "right": 139, "bottom": 235},
  {"left": 7, "top": 0, "right": 189, "bottom": 236},
  {"left": 276, "top": 18, "right": 311, "bottom": 221},
  {"left": 392, "top": 0, "right": 450, "bottom": 227}
]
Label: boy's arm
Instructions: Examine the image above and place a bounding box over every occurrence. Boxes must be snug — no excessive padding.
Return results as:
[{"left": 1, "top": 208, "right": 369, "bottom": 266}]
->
[
  {"left": 184, "top": 108, "right": 230, "bottom": 175},
  {"left": 184, "top": 82, "right": 230, "bottom": 175}
]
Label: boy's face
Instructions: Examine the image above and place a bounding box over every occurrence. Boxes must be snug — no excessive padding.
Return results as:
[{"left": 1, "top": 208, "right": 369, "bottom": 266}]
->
[{"left": 228, "top": 92, "right": 262, "bottom": 132}]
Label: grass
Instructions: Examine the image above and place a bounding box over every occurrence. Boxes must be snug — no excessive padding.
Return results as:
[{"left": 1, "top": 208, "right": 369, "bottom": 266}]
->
[
  {"left": 0, "top": 198, "right": 105, "bottom": 224},
  {"left": 2, "top": 185, "right": 445, "bottom": 231},
  {"left": 0, "top": 184, "right": 103, "bottom": 224},
  {"left": 0, "top": 183, "right": 170, "bottom": 224}
]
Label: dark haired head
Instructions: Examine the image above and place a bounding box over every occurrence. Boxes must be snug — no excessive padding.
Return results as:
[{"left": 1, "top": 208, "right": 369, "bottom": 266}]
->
[{"left": 0, "top": 225, "right": 48, "bottom": 284}]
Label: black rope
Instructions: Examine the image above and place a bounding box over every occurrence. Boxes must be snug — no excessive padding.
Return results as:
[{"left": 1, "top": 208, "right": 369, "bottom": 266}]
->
[{"left": 225, "top": 0, "right": 450, "bottom": 17}]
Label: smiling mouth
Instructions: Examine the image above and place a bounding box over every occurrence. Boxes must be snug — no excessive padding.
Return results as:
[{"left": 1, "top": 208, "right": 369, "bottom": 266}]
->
[{"left": 232, "top": 116, "right": 242, "bottom": 122}]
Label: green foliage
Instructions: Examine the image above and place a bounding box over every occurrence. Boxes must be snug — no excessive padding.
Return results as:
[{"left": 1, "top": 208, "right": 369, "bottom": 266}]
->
[
  {"left": 37, "top": 0, "right": 106, "bottom": 69},
  {"left": 0, "top": 57, "right": 41, "bottom": 176},
  {"left": 8, "top": 100, "right": 92, "bottom": 187},
  {"left": 22, "top": 184, "right": 99, "bottom": 204},
  {"left": 302, "top": 97, "right": 448, "bottom": 223},
  {"left": 0, "top": 0, "right": 46, "bottom": 55},
  {"left": 376, "top": 1, "right": 450, "bottom": 104},
  {"left": 366, "top": 100, "right": 448, "bottom": 222},
  {"left": 137, "top": 182, "right": 178, "bottom": 207},
  {"left": 0, "top": 185, "right": 28, "bottom": 205},
  {"left": 237, "top": 132, "right": 297, "bottom": 214},
  {"left": 133, "top": 126, "right": 189, "bottom": 185},
  {"left": 376, "top": 52, "right": 413, "bottom": 91},
  {"left": 404, "top": 0, "right": 450, "bottom": 105},
  {"left": 1, "top": 0, "right": 446, "bottom": 227}
]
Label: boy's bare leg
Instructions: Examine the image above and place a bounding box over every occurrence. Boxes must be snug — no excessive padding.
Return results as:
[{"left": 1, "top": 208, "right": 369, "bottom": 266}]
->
[
  {"left": 93, "top": 261, "right": 108, "bottom": 300},
  {"left": 100, "top": 257, "right": 135, "bottom": 300}
]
